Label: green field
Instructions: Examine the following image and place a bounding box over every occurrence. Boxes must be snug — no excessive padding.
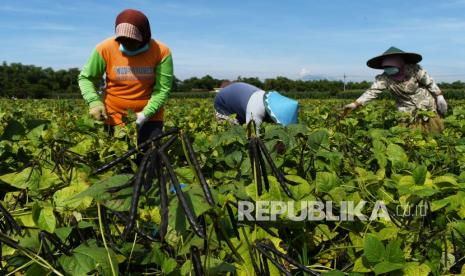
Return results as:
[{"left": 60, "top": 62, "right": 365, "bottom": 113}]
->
[{"left": 1, "top": 98, "right": 465, "bottom": 275}]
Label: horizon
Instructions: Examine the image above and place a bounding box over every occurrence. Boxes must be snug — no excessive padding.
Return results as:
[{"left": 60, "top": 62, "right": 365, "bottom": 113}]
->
[{"left": 2, "top": 1, "right": 465, "bottom": 82}]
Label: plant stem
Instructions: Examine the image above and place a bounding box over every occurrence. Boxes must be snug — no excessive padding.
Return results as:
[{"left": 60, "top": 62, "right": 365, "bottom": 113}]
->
[{"left": 97, "top": 203, "right": 117, "bottom": 276}]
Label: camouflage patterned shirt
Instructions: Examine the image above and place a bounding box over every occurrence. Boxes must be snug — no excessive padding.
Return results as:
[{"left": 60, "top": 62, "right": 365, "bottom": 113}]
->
[{"left": 356, "top": 64, "right": 442, "bottom": 114}]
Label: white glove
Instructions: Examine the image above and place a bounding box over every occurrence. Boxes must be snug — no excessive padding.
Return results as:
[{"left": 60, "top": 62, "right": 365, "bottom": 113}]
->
[
  {"left": 436, "top": 95, "right": 448, "bottom": 115},
  {"left": 89, "top": 103, "right": 108, "bottom": 121},
  {"left": 136, "top": 112, "right": 148, "bottom": 127},
  {"left": 344, "top": 102, "right": 359, "bottom": 111}
]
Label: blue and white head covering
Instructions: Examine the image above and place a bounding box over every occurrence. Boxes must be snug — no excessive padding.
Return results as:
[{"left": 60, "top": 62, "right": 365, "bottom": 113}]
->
[{"left": 263, "top": 91, "right": 299, "bottom": 126}]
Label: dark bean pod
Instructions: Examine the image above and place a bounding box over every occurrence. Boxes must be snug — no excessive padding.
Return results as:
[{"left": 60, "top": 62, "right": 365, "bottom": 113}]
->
[
  {"left": 157, "top": 153, "right": 169, "bottom": 241},
  {"left": 190, "top": 245, "right": 205, "bottom": 276},
  {"left": 99, "top": 205, "right": 116, "bottom": 248},
  {"left": 256, "top": 145, "right": 270, "bottom": 192},
  {"left": 159, "top": 152, "right": 206, "bottom": 239},
  {"left": 122, "top": 147, "right": 154, "bottom": 239},
  {"left": 250, "top": 138, "right": 263, "bottom": 196},
  {"left": 40, "top": 231, "right": 72, "bottom": 256},
  {"left": 256, "top": 138, "right": 293, "bottom": 198},
  {"left": 226, "top": 203, "right": 240, "bottom": 239},
  {"left": 255, "top": 243, "right": 291, "bottom": 276},
  {"left": 249, "top": 246, "right": 263, "bottom": 276},
  {"left": 182, "top": 132, "right": 215, "bottom": 206},
  {"left": 39, "top": 232, "right": 56, "bottom": 265},
  {"left": 92, "top": 128, "right": 179, "bottom": 175},
  {"left": 257, "top": 241, "right": 320, "bottom": 275},
  {"left": 0, "top": 204, "right": 22, "bottom": 235}
]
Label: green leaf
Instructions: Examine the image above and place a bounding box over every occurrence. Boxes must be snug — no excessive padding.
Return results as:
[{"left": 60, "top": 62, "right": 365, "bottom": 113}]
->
[
  {"left": 313, "top": 224, "right": 338, "bottom": 245},
  {"left": 385, "top": 240, "right": 404, "bottom": 264},
  {"left": 26, "top": 124, "right": 46, "bottom": 146},
  {"left": 1, "top": 119, "right": 25, "bottom": 140},
  {"left": 398, "top": 175, "right": 416, "bottom": 187},
  {"left": 69, "top": 138, "right": 96, "bottom": 155},
  {"left": 59, "top": 241, "right": 118, "bottom": 276},
  {"left": 431, "top": 193, "right": 464, "bottom": 211},
  {"left": 412, "top": 165, "right": 427, "bottom": 185},
  {"left": 26, "top": 263, "right": 49, "bottom": 276},
  {"left": 181, "top": 260, "right": 193, "bottom": 275},
  {"left": 412, "top": 186, "right": 437, "bottom": 197},
  {"left": 352, "top": 256, "right": 371, "bottom": 272},
  {"left": 162, "top": 257, "right": 178, "bottom": 274},
  {"left": 203, "top": 256, "right": 235, "bottom": 274},
  {"left": 402, "top": 262, "right": 431, "bottom": 276},
  {"left": 307, "top": 129, "right": 329, "bottom": 150},
  {"left": 433, "top": 175, "right": 458, "bottom": 187},
  {"left": 55, "top": 227, "right": 73, "bottom": 243},
  {"left": 0, "top": 166, "right": 61, "bottom": 192},
  {"left": 386, "top": 143, "right": 408, "bottom": 167},
  {"left": 363, "top": 234, "right": 385, "bottom": 264},
  {"left": 169, "top": 186, "right": 212, "bottom": 234},
  {"left": 376, "top": 227, "right": 398, "bottom": 241},
  {"left": 373, "top": 262, "right": 405, "bottom": 275},
  {"left": 372, "top": 139, "right": 387, "bottom": 168},
  {"left": 140, "top": 244, "right": 165, "bottom": 265},
  {"left": 175, "top": 167, "right": 195, "bottom": 184},
  {"left": 32, "top": 204, "right": 56, "bottom": 233},
  {"left": 53, "top": 184, "right": 93, "bottom": 211},
  {"left": 218, "top": 126, "right": 247, "bottom": 145},
  {"left": 19, "top": 229, "right": 41, "bottom": 250},
  {"left": 73, "top": 174, "right": 133, "bottom": 200},
  {"left": 287, "top": 175, "right": 312, "bottom": 200},
  {"left": 225, "top": 150, "right": 242, "bottom": 168},
  {"left": 315, "top": 172, "right": 340, "bottom": 193}
]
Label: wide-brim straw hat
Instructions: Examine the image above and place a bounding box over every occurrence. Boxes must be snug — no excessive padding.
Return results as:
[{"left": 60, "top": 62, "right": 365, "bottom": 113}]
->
[{"left": 367, "top": 46, "right": 422, "bottom": 69}]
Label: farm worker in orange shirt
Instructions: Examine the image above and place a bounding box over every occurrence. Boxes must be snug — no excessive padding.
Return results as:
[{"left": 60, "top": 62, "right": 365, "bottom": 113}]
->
[
  {"left": 78, "top": 9, "right": 173, "bottom": 145},
  {"left": 344, "top": 47, "right": 447, "bottom": 133}
]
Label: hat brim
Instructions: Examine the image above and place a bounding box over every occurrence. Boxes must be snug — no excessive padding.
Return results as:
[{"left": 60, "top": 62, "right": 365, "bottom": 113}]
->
[
  {"left": 115, "top": 23, "right": 143, "bottom": 42},
  {"left": 115, "top": 35, "right": 143, "bottom": 42},
  {"left": 264, "top": 91, "right": 299, "bottom": 126},
  {"left": 367, "top": 52, "right": 422, "bottom": 69}
]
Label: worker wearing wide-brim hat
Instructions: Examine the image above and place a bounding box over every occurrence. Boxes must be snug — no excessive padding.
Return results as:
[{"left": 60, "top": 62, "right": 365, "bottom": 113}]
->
[
  {"left": 214, "top": 82, "right": 299, "bottom": 131},
  {"left": 344, "top": 46, "right": 448, "bottom": 133}
]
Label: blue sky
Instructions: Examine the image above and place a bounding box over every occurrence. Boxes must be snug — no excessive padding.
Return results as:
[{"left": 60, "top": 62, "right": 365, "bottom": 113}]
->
[{"left": 1, "top": 0, "right": 465, "bottom": 81}]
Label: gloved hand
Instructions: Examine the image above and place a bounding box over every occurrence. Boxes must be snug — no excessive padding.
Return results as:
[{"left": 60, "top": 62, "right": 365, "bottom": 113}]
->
[
  {"left": 436, "top": 95, "right": 448, "bottom": 115},
  {"left": 136, "top": 112, "right": 148, "bottom": 127},
  {"left": 89, "top": 103, "right": 108, "bottom": 121},
  {"left": 344, "top": 102, "right": 359, "bottom": 111}
]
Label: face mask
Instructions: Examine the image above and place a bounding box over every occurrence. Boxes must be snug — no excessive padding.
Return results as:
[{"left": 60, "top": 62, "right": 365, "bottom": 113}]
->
[
  {"left": 384, "top": 67, "right": 400, "bottom": 76},
  {"left": 119, "top": 43, "right": 149, "bottom": 56}
]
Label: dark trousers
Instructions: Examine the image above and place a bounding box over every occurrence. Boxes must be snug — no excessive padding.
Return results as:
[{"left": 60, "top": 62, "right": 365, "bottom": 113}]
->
[{"left": 137, "top": 121, "right": 164, "bottom": 147}]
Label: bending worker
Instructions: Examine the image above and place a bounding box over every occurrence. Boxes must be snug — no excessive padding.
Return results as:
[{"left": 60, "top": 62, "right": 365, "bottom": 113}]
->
[
  {"left": 214, "top": 81, "right": 299, "bottom": 131},
  {"left": 78, "top": 9, "right": 173, "bottom": 145},
  {"left": 344, "top": 47, "right": 448, "bottom": 132}
]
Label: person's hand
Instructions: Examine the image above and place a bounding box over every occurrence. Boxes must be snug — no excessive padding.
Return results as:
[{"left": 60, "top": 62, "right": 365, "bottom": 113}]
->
[
  {"left": 136, "top": 112, "right": 148, "bottom": 127},
  {"left": 89, "top": 103, "right": 108, "bottom": 121},
  {"left": 344, "top": 102, "right": 359, "bottom": 111},
  {"left": 436, "top": 95, "right": 448, "bottom": 115}
]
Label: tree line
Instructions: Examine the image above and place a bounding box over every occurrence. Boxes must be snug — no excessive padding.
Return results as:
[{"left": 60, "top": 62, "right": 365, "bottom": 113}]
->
[{"left": 1, "top": 62, "right": 465, "bottom": 99}]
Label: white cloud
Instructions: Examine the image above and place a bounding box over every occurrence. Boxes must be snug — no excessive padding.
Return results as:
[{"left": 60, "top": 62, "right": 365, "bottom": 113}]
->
[{"left": 299, "top": 68, "right": 311, "bottom": 77}]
